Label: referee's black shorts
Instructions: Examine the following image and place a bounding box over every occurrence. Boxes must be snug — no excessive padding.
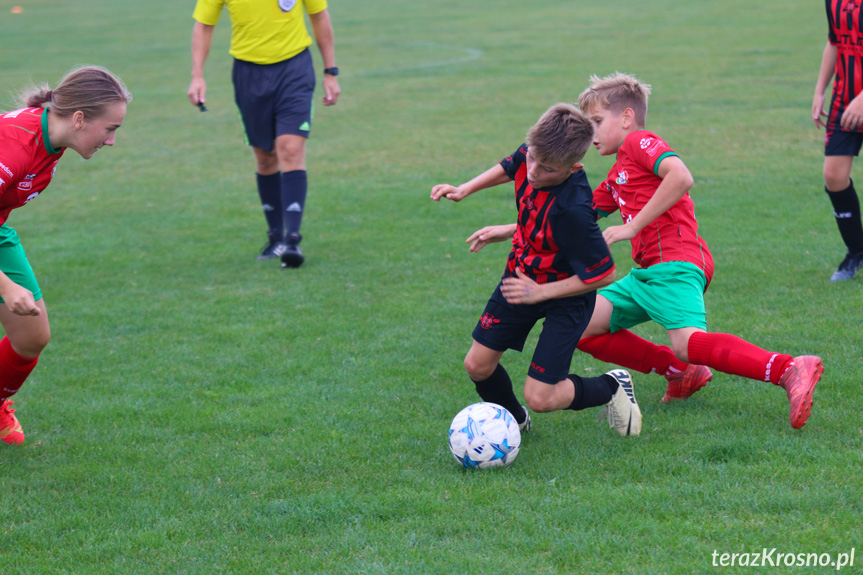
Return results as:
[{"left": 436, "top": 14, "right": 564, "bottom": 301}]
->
[{"left": 232, "top": 48, "right": 315, "bottom": 151}]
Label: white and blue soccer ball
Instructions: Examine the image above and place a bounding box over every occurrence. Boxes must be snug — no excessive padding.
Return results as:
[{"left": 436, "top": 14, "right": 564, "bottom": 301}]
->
[{"left": 448, "top": 402, "right": 521, "bottom": 469}]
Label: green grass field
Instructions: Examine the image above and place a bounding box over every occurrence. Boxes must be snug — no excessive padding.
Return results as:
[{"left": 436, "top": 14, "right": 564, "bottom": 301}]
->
[{"left": 1, "top": 0, "right": 861, "bottom": 573}]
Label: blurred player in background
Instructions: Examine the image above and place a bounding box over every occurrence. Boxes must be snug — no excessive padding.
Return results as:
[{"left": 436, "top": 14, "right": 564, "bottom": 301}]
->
[
  {"left": 187, "top": 0, "right": 341, "bottom": 269},
  {"left": 0, "top": 66, "right": 131, "bottom": 445},
  {"left": 813, "top": 0, "right": 863, "bottom": 281}
]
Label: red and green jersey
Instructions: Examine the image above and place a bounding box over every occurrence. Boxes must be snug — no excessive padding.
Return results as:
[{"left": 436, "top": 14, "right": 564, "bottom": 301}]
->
[
  {"left": 592, "top": 130, "right": 713, "bottom": 285},
  {"left": 500, "top": 144, "right": 615, "bottom": 286},
  {"left": 826, "top": 0, "right": 863, "bottom": 132},
  {"left": 0, "top": 107, "right": 64, "bottom": 226}
]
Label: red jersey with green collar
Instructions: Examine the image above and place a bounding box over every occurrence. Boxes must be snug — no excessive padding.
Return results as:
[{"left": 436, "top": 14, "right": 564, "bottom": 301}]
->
[
  {"left": 592, "top": 130, "right": 713, "bottom": 285},
  {"left": 500, "top": 144, "right": 615, "bottom": 286},
  {"left": 0, "top": 107, "right": 64, "bottom": 226}
]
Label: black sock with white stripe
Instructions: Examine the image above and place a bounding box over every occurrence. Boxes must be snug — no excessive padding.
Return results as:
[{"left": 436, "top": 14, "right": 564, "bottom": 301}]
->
[{"left": 281, "top": 170, "right": 308, "bottom": 244}]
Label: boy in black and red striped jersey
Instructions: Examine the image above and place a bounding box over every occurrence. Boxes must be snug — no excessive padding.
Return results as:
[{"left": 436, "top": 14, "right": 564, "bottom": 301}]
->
[
  {"left": 431, "top": 104, "right": 643, "bottom": 437},
  {"left": 813, "top": 0, "right": 863, "bottom": 280},
  {"left": 568, "top": 72, "right": 822, "bottom": 430}
]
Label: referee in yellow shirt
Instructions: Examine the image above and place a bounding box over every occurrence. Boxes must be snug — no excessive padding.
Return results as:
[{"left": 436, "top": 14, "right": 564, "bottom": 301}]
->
[{"left": 187, "top": 0, "right": 340, "bottom": 268}]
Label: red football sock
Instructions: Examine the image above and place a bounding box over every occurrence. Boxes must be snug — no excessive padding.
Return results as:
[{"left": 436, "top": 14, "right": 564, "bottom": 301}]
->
[
  {"left": 578, "top": 330, "right": 688, "bottom": 375},
  {"left": 686, "top": 331, "right": 792, "bottom": 384},
  {"left": 0, "top": 337, "right": 39, "bottom": 400}
]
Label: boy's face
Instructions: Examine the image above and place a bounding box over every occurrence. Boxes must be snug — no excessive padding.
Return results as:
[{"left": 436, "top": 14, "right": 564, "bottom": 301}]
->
[
  {"left": 587, "top": 104, "right": 630, "bottom": 156},
  {"left": 525, "top": 148, "right": 580, "bottom": 189}
]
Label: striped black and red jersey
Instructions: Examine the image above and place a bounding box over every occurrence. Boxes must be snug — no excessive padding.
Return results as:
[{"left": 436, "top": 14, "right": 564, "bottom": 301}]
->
[
  {"left": 826, "top": 0, "right": 863, "bottom": 132},
  {"left": 498, "top": 144, "right": 614, "bottom": 286}
]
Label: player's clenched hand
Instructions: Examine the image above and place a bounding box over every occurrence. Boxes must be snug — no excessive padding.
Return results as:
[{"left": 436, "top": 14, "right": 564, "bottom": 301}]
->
[
  {"left": 0, "top": 284, "right": 41, "bottom": 316},
  {"left": 430, "top": 184, "right": 468, "bottom": 202},
  {"left": 466, "top": 225, "right": 514, "bottom": 253},
  {"left": 501, "top": 268, "right": 544, "bottom": 305},
  {"left": 602, "top": 224, "right": 637, "bottom": 247}
]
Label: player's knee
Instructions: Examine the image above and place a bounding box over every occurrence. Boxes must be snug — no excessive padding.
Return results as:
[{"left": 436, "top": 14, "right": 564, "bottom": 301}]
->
[
  {"left": 11, "top": 329, "right": 50, "bottom": 359},
  {"left": 463, "top": 355, "right": 494, "bottom": 381},
  {"left": 824, "top": 170, "right": 851, "bottom": 191},
  {"left": 523, "top": 385, "right": 555, "bottom": 413}
]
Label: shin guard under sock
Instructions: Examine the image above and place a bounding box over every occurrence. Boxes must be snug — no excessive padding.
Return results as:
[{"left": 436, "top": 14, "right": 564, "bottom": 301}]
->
[
  {"left": 826, "top": 181, "right": 863, "bottom": 254},
  {"left": 0, "top": 337, "right": 39, "bottom": 401},
  {"left": 686, "top": 332, "right": 792, "bottom": 384}
]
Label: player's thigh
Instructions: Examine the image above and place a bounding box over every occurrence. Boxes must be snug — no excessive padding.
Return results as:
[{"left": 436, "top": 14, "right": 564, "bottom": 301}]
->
[
  {"left": 582, "top": 294, "right": 613, "bottom": 338},
  {"left": 528, "top": 295, "right": 593, "bottom": 384},
  {"left": 0, "top": 299, "right": 50, "bottom": 358}
]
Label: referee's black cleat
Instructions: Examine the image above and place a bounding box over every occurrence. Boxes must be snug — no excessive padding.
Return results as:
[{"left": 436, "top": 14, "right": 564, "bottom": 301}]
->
[
  {"left": 258, "top": 232, "right": 288, "bottom": 260},
  {"left": 830, "top": 250, "right": 863, "bottom": 281},
  {"left": 281, "top": 233, "right": 304, "bottom": 268}
]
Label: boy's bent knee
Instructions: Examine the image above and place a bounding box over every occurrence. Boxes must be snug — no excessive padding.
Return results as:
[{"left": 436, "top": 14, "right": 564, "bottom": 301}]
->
[
  {"left": 464, "top": 355, "right": 495, "bottom": 381},
  {"left": 523, "top": 382, "right": 558, "bottom": 413}
]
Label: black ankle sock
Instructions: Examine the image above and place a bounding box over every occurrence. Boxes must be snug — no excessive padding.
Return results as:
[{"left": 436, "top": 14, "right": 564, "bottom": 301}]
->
[
  {"left": 471, "top": 364, "right": 525, "bottom": 424},
  {"left": 827, "top": 181, "right": 863, "bottom": 254},
  {"left": 567, "top": 374, "right": 617, "bottom": 411},
  {"left": 256, "top": 172, "right": 282, "bottom": 236}
]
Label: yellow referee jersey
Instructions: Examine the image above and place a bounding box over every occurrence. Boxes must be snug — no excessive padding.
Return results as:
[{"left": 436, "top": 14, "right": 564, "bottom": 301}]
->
[{"left": 193, "top": 0, "right": 328, "bottom": 65}]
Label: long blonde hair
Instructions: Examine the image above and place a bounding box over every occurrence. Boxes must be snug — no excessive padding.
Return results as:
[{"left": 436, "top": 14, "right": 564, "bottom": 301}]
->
[{"left": 18, "top": 65, "right": 132, "bottom": 118}]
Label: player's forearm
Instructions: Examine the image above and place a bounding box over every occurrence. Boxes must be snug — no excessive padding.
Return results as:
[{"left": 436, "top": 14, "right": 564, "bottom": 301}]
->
[
  {"left": 536, "top": 269, "right": 616, "bottom": 301},
  {"left": 191, "top": 22, "right": 214, "bottom": 79},
  {"left": 628, "top": 160, "right": 692, "bottom": 234},
  {"left": 815, "top": 42, "right": 837, "bottom": 95},
  {"left": 460, "top": 164, "right": 510, "bottom": 196},
  {"left": 309, "top": 10, "right": 336, "bottom": 69}
]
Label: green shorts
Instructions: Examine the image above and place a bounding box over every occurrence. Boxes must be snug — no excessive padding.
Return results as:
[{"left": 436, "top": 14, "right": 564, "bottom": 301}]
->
[
  {"left": 0, "top": 225, "right": 42, "bottom": 303},
  {"left": 599, "top": 261, "right": 707, "bottom": 332}
]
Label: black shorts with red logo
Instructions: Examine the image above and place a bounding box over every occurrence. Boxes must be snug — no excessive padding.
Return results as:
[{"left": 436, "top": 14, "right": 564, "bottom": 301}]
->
[{"left": 472, "top": 281, "right": 596, "bottom": 384}]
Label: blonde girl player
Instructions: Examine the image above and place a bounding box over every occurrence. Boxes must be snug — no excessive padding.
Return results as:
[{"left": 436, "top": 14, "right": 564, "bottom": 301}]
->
[{"left": 0, "top": 66, "right": 131, "bottom": 445}]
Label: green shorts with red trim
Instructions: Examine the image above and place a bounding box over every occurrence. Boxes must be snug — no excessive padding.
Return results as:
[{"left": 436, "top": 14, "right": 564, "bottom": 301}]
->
[
  {"left": 599, "top": 261, "right": 707, "bottom": 332},
  {"left": 0, "top": 224, "right": 42, "bottom": 303}
]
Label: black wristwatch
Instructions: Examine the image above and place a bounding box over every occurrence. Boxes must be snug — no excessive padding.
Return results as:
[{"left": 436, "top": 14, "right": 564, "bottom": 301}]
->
[{"left": 323, "top": 67, "right": 339, "bottom": 76}]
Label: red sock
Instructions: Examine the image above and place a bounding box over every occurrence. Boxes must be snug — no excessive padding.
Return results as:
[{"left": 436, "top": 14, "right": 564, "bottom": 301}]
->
[
  {"left": 0, "top": 337, "right": 39, "bottom": 400},
  {"left": 686, "top": 332, "right": 792, "bottom": 384},
  {"left": 578, "top": 330, "right": 688, "bottom": 375}
]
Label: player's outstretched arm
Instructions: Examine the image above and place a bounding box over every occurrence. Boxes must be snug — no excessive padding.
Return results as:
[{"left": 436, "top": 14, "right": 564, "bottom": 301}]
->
[
  {"left": 430, "top": 164, "right": 510, "bottom": 202},
  {"left": 603, "top": 156, "right": 693, "bottom": 246},
  {"left": 501, "top": 267, "right": 616, "bottom": 304},
  {"left": 188, "top": 21, "right": 214, "bottom": 107},
  {"left": 813, "top": 42, "right": 837, "bottom": 129},
  {"left": 466, "top": 224, "right": 517, "bottom": 252},
  {"left": 0, "top": 273, "right": 40, "bottom": 317}
]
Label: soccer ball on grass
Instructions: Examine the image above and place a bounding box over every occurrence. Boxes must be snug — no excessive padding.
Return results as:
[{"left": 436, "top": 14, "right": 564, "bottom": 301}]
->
[{"left": 448, "top": 402, "right": 521, "bottom": 468}]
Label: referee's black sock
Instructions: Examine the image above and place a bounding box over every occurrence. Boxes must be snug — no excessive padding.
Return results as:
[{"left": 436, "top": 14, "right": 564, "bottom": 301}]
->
[
  {"left": 281, "top": 170, "right": 307, "bottom": 244},
  {"left": 827, "top": 181, "right": 863, "bottom": 254},
  {"left": 471, "top": 364, "right": 526, "bottom": 425},
  {"left": 567, "top": 374, "right": 618, "bottom": 411},
  {"left": 256, "top": 172, "right": 282, "bottom": 237}
]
